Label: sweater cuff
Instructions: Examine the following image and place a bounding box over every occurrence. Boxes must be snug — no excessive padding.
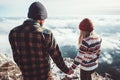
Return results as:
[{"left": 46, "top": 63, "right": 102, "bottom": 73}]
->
[
  {"left": 71, "top": 64, "right": 77, "bottom": 69},
  {"left": 62, "top": 66, "right": 69, "bottom": 73}
]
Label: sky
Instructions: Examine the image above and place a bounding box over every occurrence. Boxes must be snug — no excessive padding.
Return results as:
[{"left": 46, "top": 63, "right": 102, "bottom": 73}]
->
[{"left": 0, "top": 0, "right": 120, "bottom": 17}]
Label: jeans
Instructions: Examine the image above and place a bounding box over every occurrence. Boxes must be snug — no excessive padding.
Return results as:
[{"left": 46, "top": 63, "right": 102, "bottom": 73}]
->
[{"left": 80, "top": 69, "right": 95, "bottom": 80}]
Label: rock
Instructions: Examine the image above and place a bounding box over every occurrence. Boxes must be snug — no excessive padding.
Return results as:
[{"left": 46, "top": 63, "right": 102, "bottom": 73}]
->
[
  {"left": 0, "top": 61, "right": 22, "bottom": 80},
  {"left": 0, "top": 53, "right": 22, "bottom": 80},
  {"left": 0, "top": 53, "right": 113, "bottom": 80}
]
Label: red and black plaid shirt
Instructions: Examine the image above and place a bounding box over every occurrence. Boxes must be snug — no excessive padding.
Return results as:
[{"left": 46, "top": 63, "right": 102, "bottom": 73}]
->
[{"left": 9, "top": 19, "right": 69, "bottom": 80}]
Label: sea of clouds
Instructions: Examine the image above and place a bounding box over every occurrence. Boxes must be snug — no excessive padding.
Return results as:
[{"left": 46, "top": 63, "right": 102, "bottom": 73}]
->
[
  {"left": 0, "top": 15, "right": 120, "bottom": 79},
  {"left": 0, "top": 15, "right": 120, "bottom": 64}
]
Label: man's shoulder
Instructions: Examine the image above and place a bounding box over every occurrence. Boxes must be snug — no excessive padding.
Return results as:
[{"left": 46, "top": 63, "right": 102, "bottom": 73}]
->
[
  {"left": 10, "top": 25, "right": 23, "bottom": 32},
  {"left": 43, "top": 28, "right": 52, "bottom": 34},
  {"left": 38, "top": 27, "right": 52, "bottom": 35}
]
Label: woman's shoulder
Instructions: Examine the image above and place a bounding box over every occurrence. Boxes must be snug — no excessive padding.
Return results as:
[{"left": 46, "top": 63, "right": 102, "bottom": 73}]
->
[
  {"left": 82, "top": 33, "right": 102, "bottom": 45},
  {"left": 85, "top": 33, "right": 101, "bottom": 40}
]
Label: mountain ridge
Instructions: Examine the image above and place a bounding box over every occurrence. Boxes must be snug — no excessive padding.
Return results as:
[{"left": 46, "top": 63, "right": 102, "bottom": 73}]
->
[{"left": 0, "top": 52, "right": 113, "bottom": 80}]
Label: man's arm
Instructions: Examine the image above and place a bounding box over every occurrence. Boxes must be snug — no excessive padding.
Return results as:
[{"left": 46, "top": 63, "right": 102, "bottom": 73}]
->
[
  {"left": 9, "top": 30, "right": 20, "bottom": 65},
  {"left": 46, "top": 33, "right": 69, "bottom": 74}
]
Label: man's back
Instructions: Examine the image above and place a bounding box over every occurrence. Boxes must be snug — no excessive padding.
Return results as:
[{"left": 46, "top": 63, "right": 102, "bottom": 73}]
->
[
  {"left": 9, "top": 2, "right": 71, "bottom": 80},
  {"left": 9, "top": 19, "right": 69, "bottom": 80},
  {"left": 9, "top": 19, "right": 52, "bottom": 80}
]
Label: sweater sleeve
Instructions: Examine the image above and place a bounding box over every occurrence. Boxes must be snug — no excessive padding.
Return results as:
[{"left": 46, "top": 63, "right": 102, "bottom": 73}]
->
[
  {"left": 47, "top": 33, "right": 69, "bottom": 73},
  {"left": 72, "top": 40, "right": 87, "bottom": 69},
  {"left": 71, "top": 48, "right": 83, "bottom": 69}
]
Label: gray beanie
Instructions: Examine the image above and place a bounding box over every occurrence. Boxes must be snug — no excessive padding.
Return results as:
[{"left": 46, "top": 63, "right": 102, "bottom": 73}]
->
[{"left": 28, "top": 2, "right": 47, "bottom": 20}]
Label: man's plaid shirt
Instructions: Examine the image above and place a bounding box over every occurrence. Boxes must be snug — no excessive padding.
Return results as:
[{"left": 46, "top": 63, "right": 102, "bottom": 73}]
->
[{"left": 9, "top": 19, "right": 69, "bottom": 80}]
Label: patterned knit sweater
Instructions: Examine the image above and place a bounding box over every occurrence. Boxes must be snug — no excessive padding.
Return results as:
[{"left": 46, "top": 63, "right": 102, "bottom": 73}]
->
[{"left": 72, "top": 33, "right": 102, "bottom": 71}]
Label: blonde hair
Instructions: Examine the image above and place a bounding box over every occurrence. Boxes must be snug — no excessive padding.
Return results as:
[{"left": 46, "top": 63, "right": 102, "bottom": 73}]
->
[{"left": 78, "top": 30, "right": 93, "bottom": 45}]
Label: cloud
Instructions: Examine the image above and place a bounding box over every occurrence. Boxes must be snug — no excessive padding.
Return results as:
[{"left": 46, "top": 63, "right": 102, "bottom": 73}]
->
[
  {"left": 0, "top": 0, "right": 120, "bottom": 17},
  {"left": 44, "top": 0, "right": 120, "bottom": 16}
]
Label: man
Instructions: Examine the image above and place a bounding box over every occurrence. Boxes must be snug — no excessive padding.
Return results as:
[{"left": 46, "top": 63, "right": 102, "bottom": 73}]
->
[{"left": 9, "top": 2, "right": 73, "bottom": 80}]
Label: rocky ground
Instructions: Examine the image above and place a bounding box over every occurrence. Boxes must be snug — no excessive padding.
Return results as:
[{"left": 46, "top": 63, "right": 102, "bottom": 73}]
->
[{"left": 0, "top": 53, "right": 113, "bottom": 80}]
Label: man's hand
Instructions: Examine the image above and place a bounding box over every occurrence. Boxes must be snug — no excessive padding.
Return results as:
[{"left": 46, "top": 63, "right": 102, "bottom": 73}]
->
[{"left": 67, "top": 68, "right": 74, "bottom": 75}]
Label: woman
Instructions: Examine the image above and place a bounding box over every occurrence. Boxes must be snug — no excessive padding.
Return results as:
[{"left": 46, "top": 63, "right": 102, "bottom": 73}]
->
[{"left": 71, "top": 18, "right": 102, "bottom": 80}]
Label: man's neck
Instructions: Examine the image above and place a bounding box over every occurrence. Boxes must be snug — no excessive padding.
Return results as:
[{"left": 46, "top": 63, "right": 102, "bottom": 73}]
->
[{"left": 37, "top": 20, "right": 44, "bottom": 27}]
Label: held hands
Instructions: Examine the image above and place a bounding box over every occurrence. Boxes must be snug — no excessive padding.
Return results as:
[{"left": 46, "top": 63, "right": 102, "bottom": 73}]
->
[{"left": 67, "top": 68, "right": 74, "bottom": 75}]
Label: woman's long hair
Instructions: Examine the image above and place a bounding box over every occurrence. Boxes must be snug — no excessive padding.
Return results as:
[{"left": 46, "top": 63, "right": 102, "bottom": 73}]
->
[
  {"left": 78, "top": 30, "right": 93, "bottom": 45},
  {"left": 78, "top": 18, "right": 94, "bottom": 45}
]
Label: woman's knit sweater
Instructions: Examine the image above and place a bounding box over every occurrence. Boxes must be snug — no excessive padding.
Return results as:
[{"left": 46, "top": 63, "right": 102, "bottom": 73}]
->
[{"left": 72, "top": 33, "right": 102, "bottom": 71}]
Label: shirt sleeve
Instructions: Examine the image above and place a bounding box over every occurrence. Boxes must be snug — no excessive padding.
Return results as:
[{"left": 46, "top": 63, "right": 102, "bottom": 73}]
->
[
  {"left": 9, "top": 30, "right": 20, "bottom": 65},
  {"left": 47, "top": 33, "right": 69, "bottom": 73}
]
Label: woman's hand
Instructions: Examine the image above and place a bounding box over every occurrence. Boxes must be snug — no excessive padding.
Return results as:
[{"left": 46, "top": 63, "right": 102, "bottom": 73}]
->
[{"left": 67, "top": 68, "right": 74, "bottom": 75}]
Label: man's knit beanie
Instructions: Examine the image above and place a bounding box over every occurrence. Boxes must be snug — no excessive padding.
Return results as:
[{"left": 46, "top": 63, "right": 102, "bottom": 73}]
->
[
  {"left": 79, "top": 18, "right": 94, "bottom": 32},
  {"left": 28, "top": 2, "right": 47, "bottom": 20}
]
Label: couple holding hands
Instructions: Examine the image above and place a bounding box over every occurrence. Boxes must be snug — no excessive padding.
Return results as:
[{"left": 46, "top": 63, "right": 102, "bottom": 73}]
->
[{"left": 9, "top": 2, "right": 102, "bottom": 80}]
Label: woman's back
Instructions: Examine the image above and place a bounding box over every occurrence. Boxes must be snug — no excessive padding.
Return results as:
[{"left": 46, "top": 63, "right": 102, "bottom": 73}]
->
[{"left": 77, "top": 33, "right": 102, "bottom": 70}]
